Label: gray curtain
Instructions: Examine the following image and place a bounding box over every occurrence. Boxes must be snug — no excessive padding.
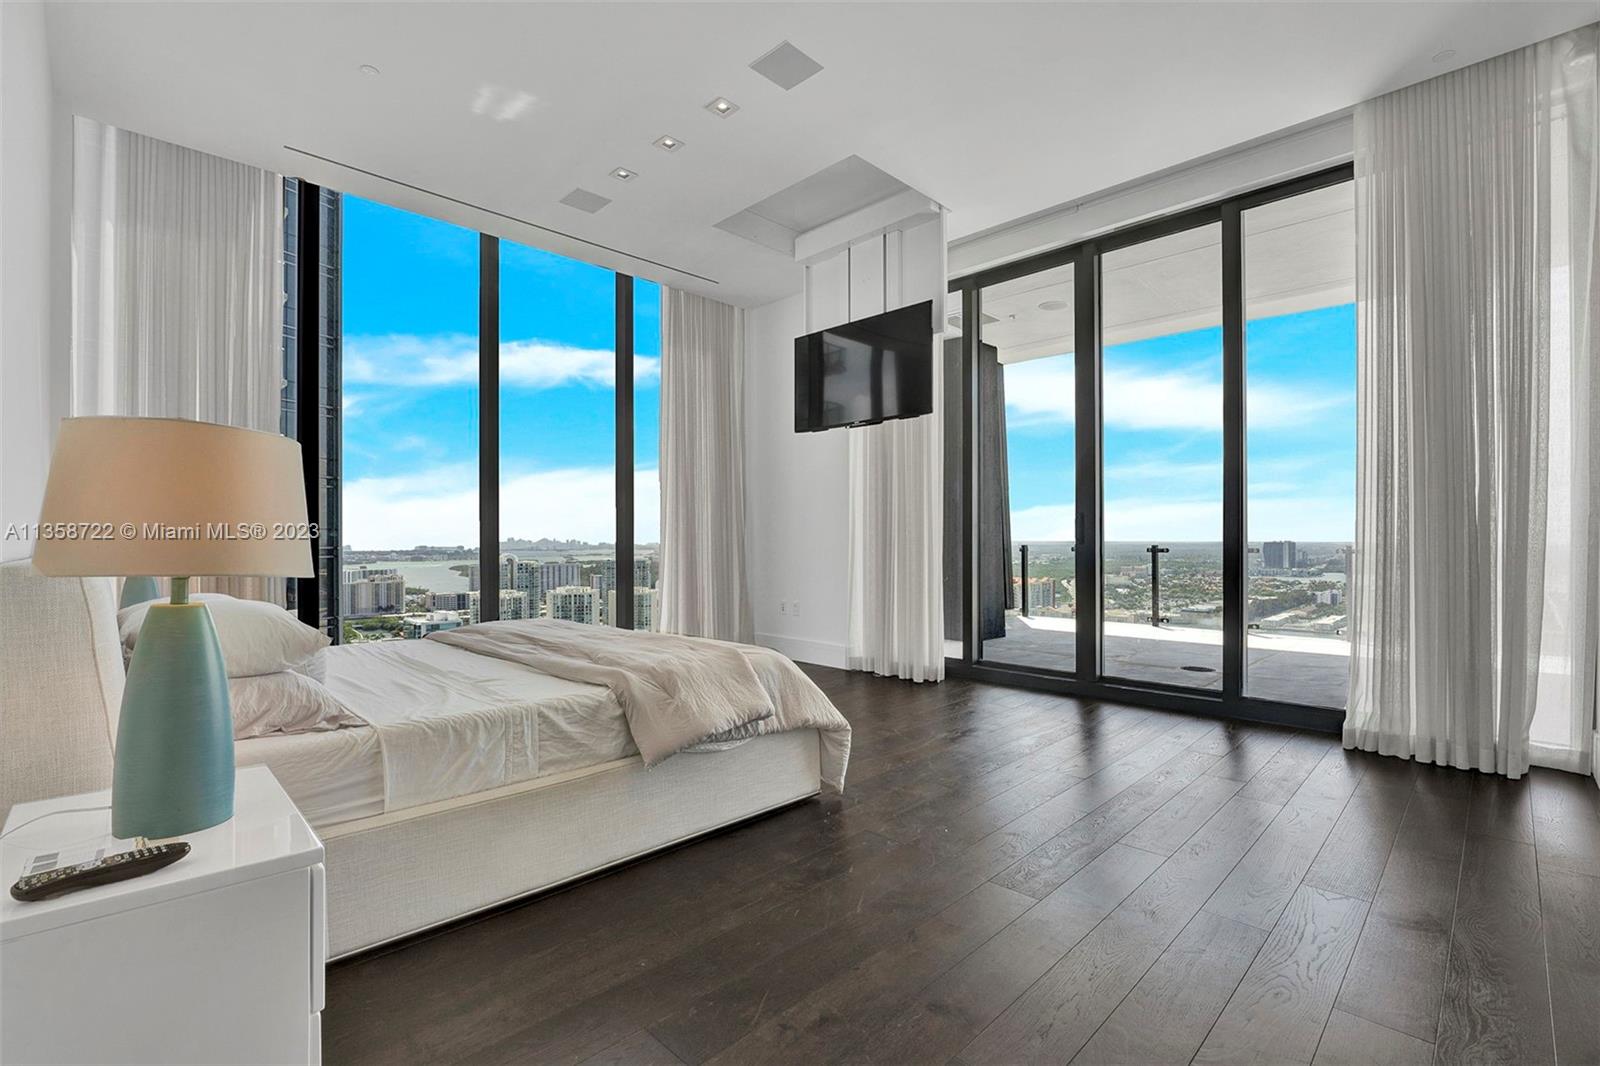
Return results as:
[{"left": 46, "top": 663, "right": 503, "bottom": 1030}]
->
[
  {"left": 942, "top": 337, "right": 1011, "bottom": 642},
  {"left": 657, "top": 289, "right": 752, "bottom": 642}
]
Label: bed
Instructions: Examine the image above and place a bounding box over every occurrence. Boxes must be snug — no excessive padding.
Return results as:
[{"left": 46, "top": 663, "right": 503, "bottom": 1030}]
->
[{"left": 0, "top": 562, "right": 850, "bottom": 959}]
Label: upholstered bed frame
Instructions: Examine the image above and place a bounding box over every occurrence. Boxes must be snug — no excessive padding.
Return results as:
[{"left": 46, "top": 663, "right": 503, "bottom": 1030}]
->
[{"left": 0, "top": 561, "right": 823, "bottom": 958}]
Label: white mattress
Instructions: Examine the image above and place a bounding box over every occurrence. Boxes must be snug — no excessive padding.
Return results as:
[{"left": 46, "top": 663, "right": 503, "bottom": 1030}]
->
[{"left": 235, "top": 640, "right": 635, "bottom": 828}]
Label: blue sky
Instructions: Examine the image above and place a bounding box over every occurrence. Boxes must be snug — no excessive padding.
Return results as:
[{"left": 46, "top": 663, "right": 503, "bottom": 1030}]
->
[
  {"left": 340, "top": 193, "right": 1353, "bottom": 551},
  {"left": 1003, "top": 304, "right": 1356, "bottom": 543},
  {"left": 340, "top": 195, "right": 660, "bottom": 550}
]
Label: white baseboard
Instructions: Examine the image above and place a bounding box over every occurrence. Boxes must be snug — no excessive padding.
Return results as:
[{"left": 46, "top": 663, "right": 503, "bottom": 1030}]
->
[{"left": 755, "top": 632, "right": 848, "bottom": 669}]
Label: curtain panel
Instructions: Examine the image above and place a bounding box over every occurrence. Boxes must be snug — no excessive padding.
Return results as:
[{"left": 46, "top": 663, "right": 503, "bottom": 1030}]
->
[
  {"left": 71, "top": 118, "right": 285, "bottom": 602},
  {"left": 1346, "top": 25, "right": 1598, "bottom": 777},
  {"left": 657, "top": 289, "right": 753, "bottom": 643},
  {"left": 847, "top": 329, "right": 945, "bottom": 684}
]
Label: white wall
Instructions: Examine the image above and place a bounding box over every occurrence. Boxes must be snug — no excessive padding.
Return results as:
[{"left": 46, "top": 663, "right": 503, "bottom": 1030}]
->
[
  {"left": 744, "top": 211, "right": 947, "bottom": 670},
  {"left": 744, "top": 293, "right": 851, "bottom": 667},
  {"left": 0, "top": 0, "right": 66, "bottom": 561}
]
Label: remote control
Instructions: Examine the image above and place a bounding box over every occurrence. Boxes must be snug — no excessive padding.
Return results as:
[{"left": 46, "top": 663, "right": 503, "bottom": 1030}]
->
[{"left": 9, "top": 842, "right": 191, "bottom": 902}]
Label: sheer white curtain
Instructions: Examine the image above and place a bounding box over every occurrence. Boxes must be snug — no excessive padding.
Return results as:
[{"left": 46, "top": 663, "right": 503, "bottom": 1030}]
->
[
  {"left": 1346, "top": 25, "right": 1598, "bottom": 777},
  {"left": 72, "top": 118, "right": 285, "bottom": 601},
  {"left": 846, "top": 403, "right": 945, "bottom": 683},
  {"left": 845, "top": 255, "right": 945, "bottom": 684},
  {"left": 657, "top": 288, "right": 752, "bottom": 642}
]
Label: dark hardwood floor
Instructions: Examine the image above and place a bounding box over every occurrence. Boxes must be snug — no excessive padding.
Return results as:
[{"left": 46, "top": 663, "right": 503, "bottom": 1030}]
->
[{"left": 324, "top": 667, "right": 1600, "bottom": 1065}]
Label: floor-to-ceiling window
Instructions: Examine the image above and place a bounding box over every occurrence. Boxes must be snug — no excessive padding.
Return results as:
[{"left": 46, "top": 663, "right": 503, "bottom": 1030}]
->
[
  {"left": 321, "top": 192, "right": 656, "bottom": 640},
  {"left": 1100, "top": 224, "right": 1225, "bottom": 688},
  {"left": 338, "top": 195, "right": 480, "bottom": 642},
  {"left": 976, "top": 264, "right": 1077, "bottom": 672},
  {"left": 498, "top": 240, "right": 617, "bottom": 626},
  {"left": 951, "top": 166, "right": 1354, "bottom": 728},
  {"left": 1242, "top": 182, "right": 1356, "bottom": 706}
]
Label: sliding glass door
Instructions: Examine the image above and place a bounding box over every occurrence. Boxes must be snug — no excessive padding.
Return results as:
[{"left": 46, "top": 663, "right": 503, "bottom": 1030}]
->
[
  {"left": 958, "top": 166, "right": 1354, "bottom": 726},
  {"left": 1100, "top": 224, "right": 1224, "bottom": 688},
  {"left": 1242, "top": 182, "right": 1356, "bottom": 707},
  {"left": 977, "top": 264, "right": 1077, "bottom": 672}
]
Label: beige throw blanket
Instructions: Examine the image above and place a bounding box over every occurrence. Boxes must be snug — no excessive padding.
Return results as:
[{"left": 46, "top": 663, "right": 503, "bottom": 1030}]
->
[{"left": 429, "top": 619, "right": 851, "bottom": 790}]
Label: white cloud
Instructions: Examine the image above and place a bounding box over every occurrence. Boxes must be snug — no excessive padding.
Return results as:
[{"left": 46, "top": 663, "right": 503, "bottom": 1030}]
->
[
  {"left": 1002, "top": 358, "right": 1346, "bottom": 431},
  {"left": 344, "top": 333, "right": 660, "bottom": 390},
  {"left": 341, "top": 462, "right": 661, "bottom": 551}
]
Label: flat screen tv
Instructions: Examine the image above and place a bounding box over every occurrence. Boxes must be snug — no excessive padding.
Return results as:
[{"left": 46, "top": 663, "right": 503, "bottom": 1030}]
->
[{"left": 794, "top": 299, "right": 934, "bottom": 433}]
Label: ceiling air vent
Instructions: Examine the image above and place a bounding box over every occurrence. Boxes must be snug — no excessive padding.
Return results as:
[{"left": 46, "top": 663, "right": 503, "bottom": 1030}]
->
[
  {"left": 559, "top": 188, "right": 612, "bottom": 214},
  {"left": 750, "top": 41, "right": 824, "bottom": 91}
]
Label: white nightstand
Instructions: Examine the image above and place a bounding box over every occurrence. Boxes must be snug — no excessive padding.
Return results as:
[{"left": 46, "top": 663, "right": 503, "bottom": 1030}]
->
[{"left": 1, "top": 766, "right": 326, "bottom": 1065}]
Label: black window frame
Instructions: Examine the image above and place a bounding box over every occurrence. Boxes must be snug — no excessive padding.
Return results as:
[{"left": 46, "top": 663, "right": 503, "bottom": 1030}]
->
[{"left": 947, "top": 163, "right": 1355, "bottom": 733}]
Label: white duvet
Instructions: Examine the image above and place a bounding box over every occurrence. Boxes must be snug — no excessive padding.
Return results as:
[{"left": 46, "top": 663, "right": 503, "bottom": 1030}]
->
[
  {"left": 321, "top": 639, "right": 635, "bottom": 812},
  {"left": 429, "top": 620, "right": 852, "bottom": 791}
]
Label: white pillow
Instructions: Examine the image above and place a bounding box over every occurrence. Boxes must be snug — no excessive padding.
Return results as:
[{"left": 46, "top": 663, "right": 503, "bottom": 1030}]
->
[
  {"left": 229, "top": 671, "right": 363, "bottom": 740},
  {"left": 118, "top": 593, "right": 331, "bottom": 679}
]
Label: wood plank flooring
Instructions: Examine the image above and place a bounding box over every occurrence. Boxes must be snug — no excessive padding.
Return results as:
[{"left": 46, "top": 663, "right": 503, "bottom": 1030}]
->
[{"left": 323, "top": 667, "right": 1600, "bottom": 1065}]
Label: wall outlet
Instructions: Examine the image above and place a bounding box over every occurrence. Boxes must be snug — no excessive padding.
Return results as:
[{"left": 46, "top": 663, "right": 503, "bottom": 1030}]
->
[
  {"left": 791, "top": 600, "right": 801, "bottom": 617},
  {"left": 778, "top": 600, "right": 788, "bottom": 615}
]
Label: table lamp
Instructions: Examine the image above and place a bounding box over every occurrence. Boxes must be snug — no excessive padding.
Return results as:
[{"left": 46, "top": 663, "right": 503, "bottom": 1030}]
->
[{"left": 33, "top": 417, "right": 313, "bottom": 839}]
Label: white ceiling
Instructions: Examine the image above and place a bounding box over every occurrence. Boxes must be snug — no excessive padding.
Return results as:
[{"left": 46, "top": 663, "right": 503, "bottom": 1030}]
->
[
  {"left": 980, "top": 182, "right": 1355, "bottom": 363},
  {"left": 43, "top": 2, "right": 1594, "bottom": 308}
]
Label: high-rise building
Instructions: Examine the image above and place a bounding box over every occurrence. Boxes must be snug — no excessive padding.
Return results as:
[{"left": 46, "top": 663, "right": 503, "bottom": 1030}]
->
[
  {"left": 495, "top": 589, "right": 530, "bottom": 621},
  {"left": 541, "top": 561, "right": 582, "bottom": 593},
  {"left": 342, "top": 566, "right": 407, "bottom": 617},
  {"left": 427, "top": 588, "right": 529, "bottom": 622},
  {"left": 632, "top": 587, "right": 656, "bottom": 631},
  {"left": 1022, "top": 577, "right": 1057, "bottom": 612},
  {"left": 595, "top": 556, "right": 656, "bottom": 597},
  {"left": 426, "top": 590, "right": 472, "bottom": 612},
  {"left": 1262, "top": 540, "right": 1297, "bottom": 571},
  {"left": 546, "top": 585, "right": 598, "bottom": 625},
  {"left": 606, "top": 586, "right": 658, "bottom": 630},
  {"left": 499, "top": 554, "right": 546, "bottom": 612}
]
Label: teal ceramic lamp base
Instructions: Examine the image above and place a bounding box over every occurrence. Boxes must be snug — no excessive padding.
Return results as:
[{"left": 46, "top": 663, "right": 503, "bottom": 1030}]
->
[
  {"left": 118, "top": 575, "right": 161, "bottom": 609},
  {"left": 111, "top": 578, "right": 235, "bottom": 839}
]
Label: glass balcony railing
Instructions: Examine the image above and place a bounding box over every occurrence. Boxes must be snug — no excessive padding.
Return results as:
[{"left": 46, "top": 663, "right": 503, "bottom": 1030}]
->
[{"left": 985, "top": 539, "right": 1351, "bottom": 707}]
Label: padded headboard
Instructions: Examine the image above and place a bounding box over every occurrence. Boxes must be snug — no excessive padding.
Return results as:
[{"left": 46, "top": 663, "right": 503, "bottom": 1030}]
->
[{"left": 0, "top": 560, "right": 123, "bottom": 821}]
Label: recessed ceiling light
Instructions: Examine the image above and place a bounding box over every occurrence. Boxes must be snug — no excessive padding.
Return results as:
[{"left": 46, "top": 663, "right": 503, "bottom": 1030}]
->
[
  {"left": 359, "top": 64, "right": 381, "bottom": 76},
  {"left": 610, "top": 167, "right": 637, "bottom": 181},
  {"left": 1432, "top": 49, "right": 1457, "bottom": 63},
  {"left": 1038, "top": 299, "right": 1069, "bottom": 312},
  {"left": 654, "top": 135, "right": 684, "bottom": 152},
  {"left": 705, "top": 97, "right": 739, "bottom": 118}
]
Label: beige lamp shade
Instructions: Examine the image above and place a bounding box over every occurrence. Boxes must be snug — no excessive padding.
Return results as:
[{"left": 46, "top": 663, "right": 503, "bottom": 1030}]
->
[{"left": 33, "top": 417, "right": 314, "bottom": 578}]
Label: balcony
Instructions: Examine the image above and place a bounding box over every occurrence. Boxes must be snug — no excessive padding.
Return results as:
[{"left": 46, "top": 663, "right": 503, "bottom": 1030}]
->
[
  {"left": 980, "top": 541, "right": 1351, "bottom": 709},
  {"left": 980, "top": 614, "right": 1349, "bottom": 707}
]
